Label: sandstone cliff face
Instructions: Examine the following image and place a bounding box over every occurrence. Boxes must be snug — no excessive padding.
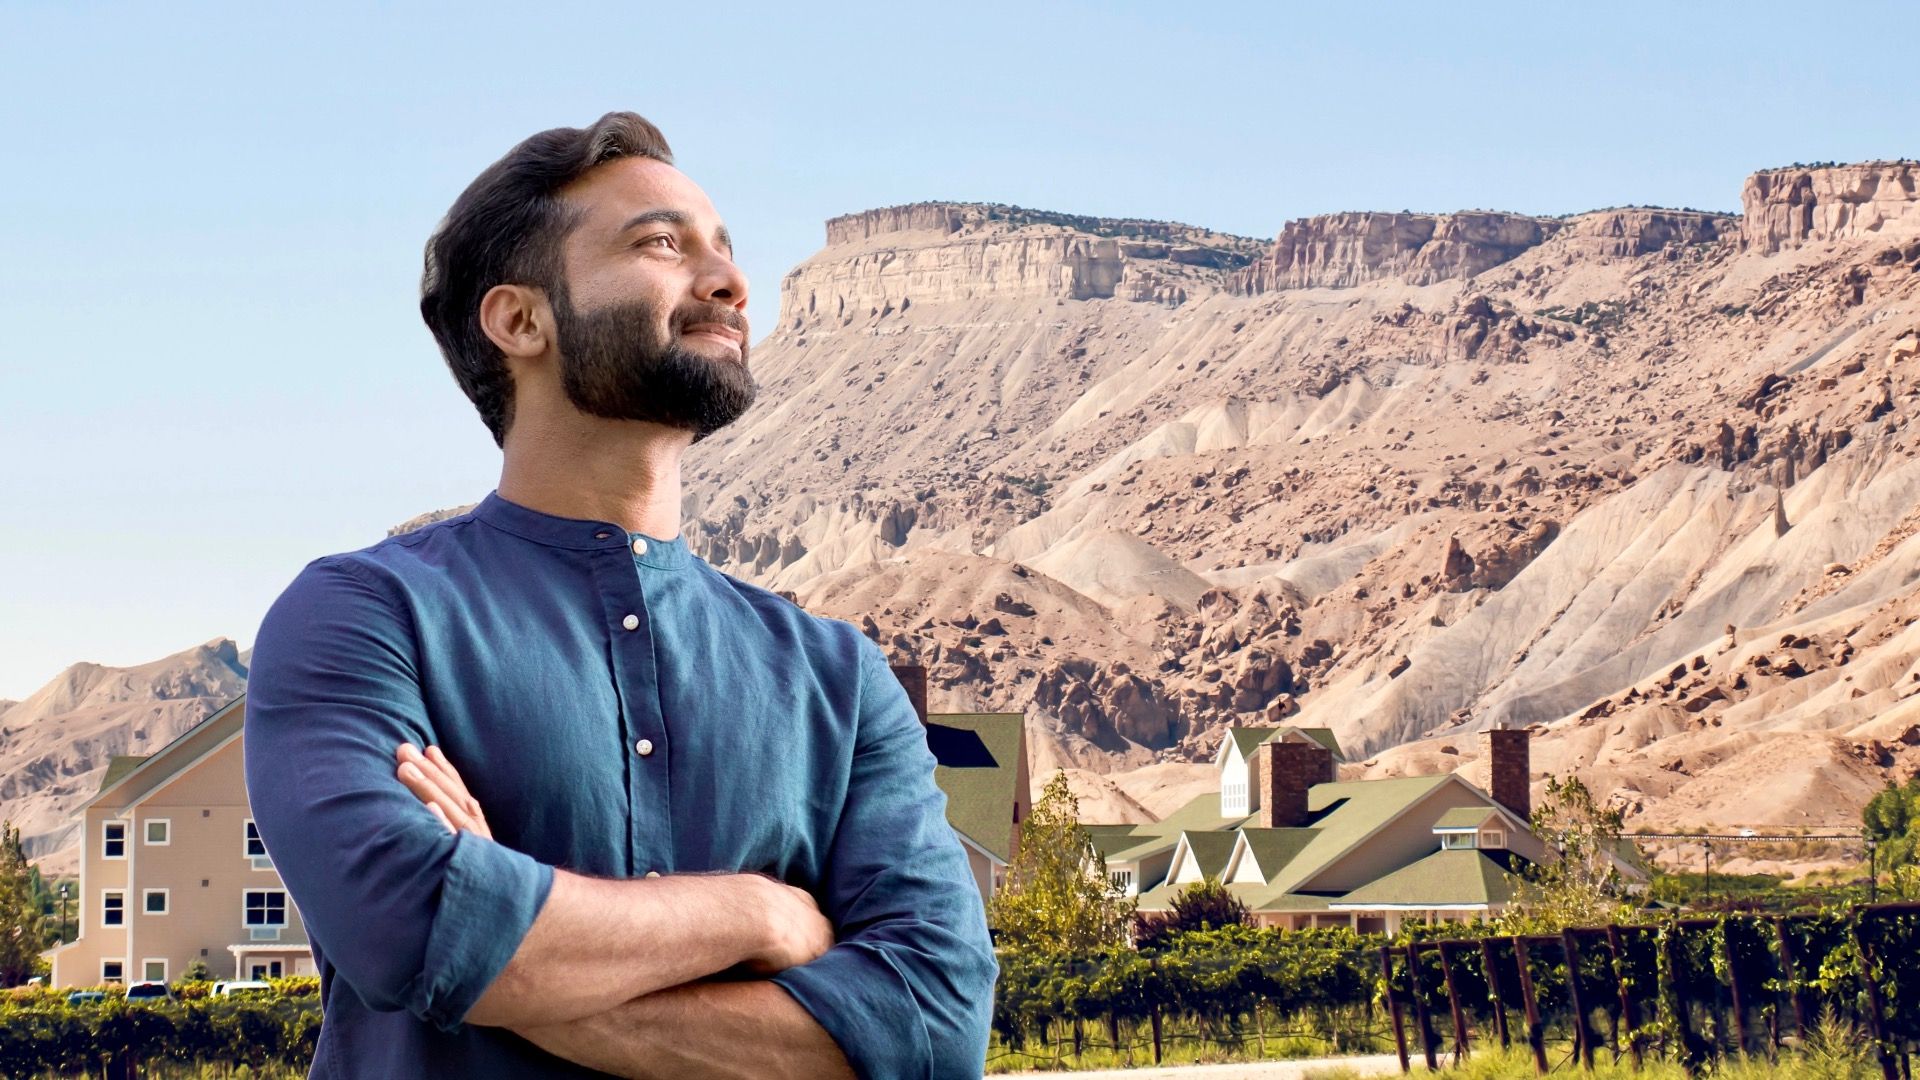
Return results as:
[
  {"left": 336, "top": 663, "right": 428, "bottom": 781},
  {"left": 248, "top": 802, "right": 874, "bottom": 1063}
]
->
[
  {"left": 1229, "top": 211, "right": 1557, "bottom": 293},
  {"left": 1742, "top": 161, "right": 1920, "bottom": 254},
  {"left": 1555, "top": 208, "right": 1733, "bottom": 259},
  {"left": 779, "top": 203, "right": 1263, "bottom": 330}
]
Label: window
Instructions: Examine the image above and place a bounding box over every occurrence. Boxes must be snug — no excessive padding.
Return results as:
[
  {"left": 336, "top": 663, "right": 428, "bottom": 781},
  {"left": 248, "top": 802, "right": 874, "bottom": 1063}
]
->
[
  {"left": 245, "top": 820, "right": 271, "bottom": 866},
  {"left": 1483, "top": 829, "right": 1507, "bottom": 850},
  {"left": 101, "top": 960, "right": 124, "bottom": 984},
  {"left": 1108, "top": 869, "right": 1135, "bottom": 894},
  {"left": 250, "top": 960, "right": 284, "bottom": 980},
  {"left": 143, "top": 959, "right": 167, "bottom": 982},
  {"left": 101, "top": 891, "right": 125, "bottom": 927},
  {"left": 1221, "top": 778, "right": 1248, "bottom": 815},
  {"left": 143, "top": 889, "right": 169, "bottom": 915},
  {"left": 244, "top": 890, "right": 288, "bottom": 928},
  {"left": 1440, "top": 832, "right": 1479, "bottom": 850},
  {"left": 144, "top": 818, "right": 170, "bottom": 845},
  {"left": 103, "top": 820, "right": 126, "bottom": 859}
]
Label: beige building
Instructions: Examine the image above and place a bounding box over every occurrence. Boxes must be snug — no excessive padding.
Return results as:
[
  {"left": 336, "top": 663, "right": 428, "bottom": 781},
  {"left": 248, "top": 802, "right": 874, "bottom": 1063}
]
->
[{"left": 46, "top": 696, "right": 312, "bottom": 987}]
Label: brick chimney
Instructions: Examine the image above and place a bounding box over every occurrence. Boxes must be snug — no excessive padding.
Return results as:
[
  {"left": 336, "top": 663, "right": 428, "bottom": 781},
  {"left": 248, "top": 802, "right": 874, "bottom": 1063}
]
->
[
  {"left": 1487, "top": 727, "right": 1532, "bottom": 823},
  {"left": 1259, "top": 739, "right": 1332, "bottom": 828},
  {"left": 890, "top": 663, "right": 928, "bottom": 723}
]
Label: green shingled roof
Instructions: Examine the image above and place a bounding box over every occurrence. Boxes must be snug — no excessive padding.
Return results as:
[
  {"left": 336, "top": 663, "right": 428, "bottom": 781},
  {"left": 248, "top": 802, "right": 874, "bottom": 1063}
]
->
[
  {"left": 1144, "top": 792, "right": 1251, "bottom": 835},
  {"left": 1265, "top": 776, "right": 1454, "bottom": 895},
  {"left": 1433, "top": 806, "right": 1497, "bottom": 831},
  {"left": 1232, "top": 828, "right": 1319, "bottom": 884},
  {"left": 1177, "top": 831, "right": 1240, "bottom": 880},
  {"left": 99, "top": 756, "right": 149, "bottom": 793},
  {"left": 1225, "top": 725, "right": 1346, "bottom": 762},
  {"left": 1333, "top": 849, "right": 1519, "bottom": 907},
  {"left": 928, "top": 713, "right": 1024, "bottom": 863}
]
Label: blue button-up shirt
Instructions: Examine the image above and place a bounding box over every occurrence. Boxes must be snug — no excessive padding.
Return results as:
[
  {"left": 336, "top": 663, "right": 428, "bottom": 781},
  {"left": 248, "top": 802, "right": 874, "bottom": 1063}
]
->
[{"left": 244, "top": 492, "right": 996, "bottom": 1079}]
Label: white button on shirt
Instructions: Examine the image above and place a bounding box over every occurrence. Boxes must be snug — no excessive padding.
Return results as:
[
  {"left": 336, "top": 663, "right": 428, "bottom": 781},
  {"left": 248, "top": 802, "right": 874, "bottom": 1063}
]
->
[
  {"left": 636, "top": 738, "right": 654, "bottom": 757},
  {"left": 631, "top": 537, "right": 649, "bottom": 556},
  {"left": 622, "top": 614, "right": 639, "bottom": 631}
]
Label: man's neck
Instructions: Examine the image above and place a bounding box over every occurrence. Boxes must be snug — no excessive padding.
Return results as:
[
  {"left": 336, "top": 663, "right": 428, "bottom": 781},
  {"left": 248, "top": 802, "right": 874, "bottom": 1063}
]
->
[{"left": 497, "top": 416, "right": 694, "bottom": 539}]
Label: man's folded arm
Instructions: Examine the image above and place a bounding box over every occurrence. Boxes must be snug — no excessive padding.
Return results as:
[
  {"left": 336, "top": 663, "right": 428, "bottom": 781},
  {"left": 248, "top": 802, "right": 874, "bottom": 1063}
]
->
[
  {"left": 244, "top": 557, "right": 790, "bottom": 1031},
  {"left": 769, "top": 643, "right": 1000, "bottom": 1080}
]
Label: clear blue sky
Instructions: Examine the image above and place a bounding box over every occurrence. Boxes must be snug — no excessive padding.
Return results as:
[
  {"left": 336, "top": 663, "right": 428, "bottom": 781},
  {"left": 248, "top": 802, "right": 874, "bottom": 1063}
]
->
[{"left": 2, "top": 0, "right": 1914, "bottom": 699}]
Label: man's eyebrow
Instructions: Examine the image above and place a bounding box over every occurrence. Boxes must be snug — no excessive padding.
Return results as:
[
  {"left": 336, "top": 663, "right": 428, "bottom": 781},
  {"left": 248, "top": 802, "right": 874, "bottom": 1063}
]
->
[{"left": 617, "top": 209, "right": 734, "bottom": 255}]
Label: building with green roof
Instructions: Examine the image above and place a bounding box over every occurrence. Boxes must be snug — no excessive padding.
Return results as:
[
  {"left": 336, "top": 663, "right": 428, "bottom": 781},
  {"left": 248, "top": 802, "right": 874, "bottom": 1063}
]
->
[
  {"left": 1085, "top": 725, "right": 1640, "bottom": 935},
  {"left": 925, "top": 712, "right": 1030, "bottom": 903}
]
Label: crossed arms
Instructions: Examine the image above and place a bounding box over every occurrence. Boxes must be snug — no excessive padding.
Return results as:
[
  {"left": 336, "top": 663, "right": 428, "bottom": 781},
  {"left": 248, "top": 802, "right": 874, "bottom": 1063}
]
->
[{"left": 394, "top": 743, "right": 851, "bottom": 1078}]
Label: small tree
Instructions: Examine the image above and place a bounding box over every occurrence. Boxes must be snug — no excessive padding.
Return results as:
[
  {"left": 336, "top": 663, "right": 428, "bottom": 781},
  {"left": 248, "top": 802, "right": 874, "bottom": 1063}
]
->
[
  {"left": 1503, "top": 775, "right": 1634, "bottom": 931},
  {"left": 1134, "top": 877, "right": 1250, "bottom": 948},
  {"left": 0, "top": 821, "right": 47, "bottom": 986},
  {"left": 988, "top": 771, "right": 1133, "bottom": 954}
]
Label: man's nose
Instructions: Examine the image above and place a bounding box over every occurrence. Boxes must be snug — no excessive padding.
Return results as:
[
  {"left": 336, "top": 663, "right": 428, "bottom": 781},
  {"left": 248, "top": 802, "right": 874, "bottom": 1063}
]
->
[{"left": 695, "top": 250, "right": 749, "bottom": 310}]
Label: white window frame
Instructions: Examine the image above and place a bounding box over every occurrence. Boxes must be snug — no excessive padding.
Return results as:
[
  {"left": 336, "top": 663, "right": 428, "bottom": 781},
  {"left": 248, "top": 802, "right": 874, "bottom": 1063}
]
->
[
  {"left": 1440, "top": 832, "right": 1479, "bottom": 850},
  {"left": 248, "top": 959, "right": 285, "bottom": 980},
  {"left": 101, "top": 958, "right": 125, "bottom": 984},
  {"left": 1109, "top": 868, "right": 1136, "bottom": 894},
  {"left": 144, "top": 818, "right": 171, "bottom": 846},
  {"left": 244, "top": 819, "right": 272, "bottom": 867},
  {"left": 141, "top": 958, "right": 168, "bottom": 983},
  {"left": 101, "top": 890, "right": 125, "bottom": 927},
  {"left": 102, "top": 820, "right": 127, "bottom": 860},
  {"left": 1483, "top": 829, "right": 1507, "bottom": 850},
  {"left": 142, "top": 888, "right": 170, "bottom": 915},
  {"left": 243, "top": 889, "right": 289, "bottom": 928}
]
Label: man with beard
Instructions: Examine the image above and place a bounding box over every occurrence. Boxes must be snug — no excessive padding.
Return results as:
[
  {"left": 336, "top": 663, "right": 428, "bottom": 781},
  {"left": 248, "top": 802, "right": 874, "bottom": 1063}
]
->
[{"left": 244, "top": 113, "right": 997, "bottom": 1079}]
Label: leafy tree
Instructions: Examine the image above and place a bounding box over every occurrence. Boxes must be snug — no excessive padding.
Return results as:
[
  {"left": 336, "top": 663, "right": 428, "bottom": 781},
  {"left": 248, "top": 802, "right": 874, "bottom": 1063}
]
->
[
  {"left": 988, "top": 771, "right": 1133, "bottom": 954},
  {"left": 1134, "top": 877, "right": 1250, "bottom": 947},
  {"left": 1503, "top": 775, "right": 1636, "bottom": 930},
  {"left": 0, "top": 822, "right": 47, "bottom": 986}
]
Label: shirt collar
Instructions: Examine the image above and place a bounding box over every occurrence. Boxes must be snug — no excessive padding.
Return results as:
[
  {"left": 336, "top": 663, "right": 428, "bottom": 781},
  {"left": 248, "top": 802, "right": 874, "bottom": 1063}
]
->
[{"left": 473, "top": 491, "right": 691, "bottom": 569}]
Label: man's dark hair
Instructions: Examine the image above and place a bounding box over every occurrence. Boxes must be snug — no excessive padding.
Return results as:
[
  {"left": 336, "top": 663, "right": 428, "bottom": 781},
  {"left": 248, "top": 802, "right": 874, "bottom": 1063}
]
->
[{"left": 420, "top": 112, "right": 674, "bottom": 446}]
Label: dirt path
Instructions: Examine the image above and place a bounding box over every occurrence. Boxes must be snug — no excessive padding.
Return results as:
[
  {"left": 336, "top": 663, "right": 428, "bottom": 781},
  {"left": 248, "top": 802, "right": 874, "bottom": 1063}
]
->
[{"left": 999, "top": 1052, "right": 1406, "bottom": 1078}]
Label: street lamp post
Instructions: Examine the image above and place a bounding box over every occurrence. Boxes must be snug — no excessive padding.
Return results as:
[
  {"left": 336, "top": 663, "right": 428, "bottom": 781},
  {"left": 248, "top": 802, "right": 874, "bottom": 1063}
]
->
[{"left": 58, "top": 883, "right": 69, "bottom": 943}]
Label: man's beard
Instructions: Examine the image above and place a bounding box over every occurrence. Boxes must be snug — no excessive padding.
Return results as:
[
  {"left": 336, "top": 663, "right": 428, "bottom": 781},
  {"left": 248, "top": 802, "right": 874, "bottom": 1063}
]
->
[{"left": 551, "top": 290, "right": 757, "bottom": 441}]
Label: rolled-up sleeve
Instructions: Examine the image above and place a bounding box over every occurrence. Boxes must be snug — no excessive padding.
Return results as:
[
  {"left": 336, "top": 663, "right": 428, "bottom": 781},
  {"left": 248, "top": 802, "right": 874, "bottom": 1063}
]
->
[
  {"left": 771, "top": 644, "right": 998, "bottom": 1080},
  {"left": 244, "top": 556, "right": 553, "bottom": 1030}
]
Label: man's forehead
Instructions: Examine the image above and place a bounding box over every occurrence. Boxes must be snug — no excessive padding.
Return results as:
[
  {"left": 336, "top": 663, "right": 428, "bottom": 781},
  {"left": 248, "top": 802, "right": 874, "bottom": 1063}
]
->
[{"left": 563, "top": 156, "right": 721, "bottom": 230}]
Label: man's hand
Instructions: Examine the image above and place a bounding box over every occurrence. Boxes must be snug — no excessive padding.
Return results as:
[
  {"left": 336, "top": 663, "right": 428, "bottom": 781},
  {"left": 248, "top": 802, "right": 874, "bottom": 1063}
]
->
[
  {"left": 396, "top": 743, "right": 492, "bottom": 841},
  {"left": 736, "top": 875, "right": 835, "bottom": 975},
  {"left": 394, "top": 742, "right": 832, "bottom": 976}
]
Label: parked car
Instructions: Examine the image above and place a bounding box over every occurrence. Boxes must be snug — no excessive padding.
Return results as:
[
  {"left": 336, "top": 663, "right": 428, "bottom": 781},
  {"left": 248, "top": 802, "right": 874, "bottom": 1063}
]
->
[
  {"left": 124, "top": 981, "right": 174, "bottom": 1003},
  {"left": 211, "top": 980, "right": 272, "bottom": 998},
  {"left": 65, "top": 990, "right": 105, "bottom": 1006}
]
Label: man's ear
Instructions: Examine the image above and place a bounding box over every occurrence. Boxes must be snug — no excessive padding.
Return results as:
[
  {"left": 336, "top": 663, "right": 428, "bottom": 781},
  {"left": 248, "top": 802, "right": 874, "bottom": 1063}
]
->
[{"left": 478, "top": 283, "right": 553, "bottom": 360}]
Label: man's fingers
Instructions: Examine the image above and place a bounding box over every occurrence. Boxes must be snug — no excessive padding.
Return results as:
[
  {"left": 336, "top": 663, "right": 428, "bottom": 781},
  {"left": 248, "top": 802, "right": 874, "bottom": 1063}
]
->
[
  {"left": 423, "top": 745, "right": 485, "bottom": 819},
  {"left": 398, "top": 760, "right": 470, "bottom": 829},
  {"left": 426, "top": 801, "right": 456, "bottom": 835}
]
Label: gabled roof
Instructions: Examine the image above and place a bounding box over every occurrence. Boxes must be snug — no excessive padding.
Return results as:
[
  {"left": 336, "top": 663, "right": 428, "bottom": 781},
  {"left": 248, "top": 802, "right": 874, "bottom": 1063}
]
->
[
  {"left": 928, "top": 712, "right": 1024, "bottom": 863},
  {"left": 99, "top": 756, "right": 150, "bottom": 793},
  {"left": 1146, "top": 792, "right": 1253, "bottom": 835},
  {"left": 1331, "top": 849, "right": 1524, "bottom": 908},
  {"left": 1224, "top": 725, "right": 1347, "bottom": 764},
  {"left": 81, "top": 694, "right": 246, "bottom": 812},
  {"left": 1229, "top": 828, "right": 1319, "bottom": 884},
  {"left": 1171, "top": 831, "right": 1240, "bottom": 881},
  {"left": 1265, "top": 775, "right": 1454, "bottom": 895},
  {"left": 1433, "top": 806, "right": 1498, "bottom": 832}
]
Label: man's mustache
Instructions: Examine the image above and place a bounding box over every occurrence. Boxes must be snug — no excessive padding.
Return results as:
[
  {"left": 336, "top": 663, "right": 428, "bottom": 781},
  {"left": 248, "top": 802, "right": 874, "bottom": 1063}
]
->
[{"left": 673, "top": 305, "right": 749, "bottom": 338}]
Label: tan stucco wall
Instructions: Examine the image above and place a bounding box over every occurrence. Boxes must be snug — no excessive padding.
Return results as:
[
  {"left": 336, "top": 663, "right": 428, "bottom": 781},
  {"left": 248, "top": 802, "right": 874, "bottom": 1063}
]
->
[{"left": 51, "top": 736, "right": 309, "bottom": 987}]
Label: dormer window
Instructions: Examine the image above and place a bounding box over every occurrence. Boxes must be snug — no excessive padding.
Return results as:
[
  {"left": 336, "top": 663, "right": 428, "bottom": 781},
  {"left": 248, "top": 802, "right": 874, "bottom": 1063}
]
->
[{"left": 1440, "top": 832, "right": 1478, "bottom": 850}]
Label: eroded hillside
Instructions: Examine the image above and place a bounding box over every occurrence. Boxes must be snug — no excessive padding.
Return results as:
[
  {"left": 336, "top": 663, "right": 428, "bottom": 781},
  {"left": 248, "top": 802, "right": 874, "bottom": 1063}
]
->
[{"left": 687, "top": 163, "right": 1920, "bottom": 830}]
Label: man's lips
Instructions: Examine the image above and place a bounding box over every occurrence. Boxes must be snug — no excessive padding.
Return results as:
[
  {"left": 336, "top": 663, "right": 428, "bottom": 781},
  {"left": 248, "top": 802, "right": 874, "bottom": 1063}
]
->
[{"left": 682, "top": 323, "right": 745, "bottom": 349}]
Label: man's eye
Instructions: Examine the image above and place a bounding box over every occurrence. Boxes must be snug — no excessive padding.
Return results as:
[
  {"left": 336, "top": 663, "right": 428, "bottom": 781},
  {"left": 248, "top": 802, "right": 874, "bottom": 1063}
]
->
[{"left": 640, "top": 234, "right": 676, "bottom": 251}]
